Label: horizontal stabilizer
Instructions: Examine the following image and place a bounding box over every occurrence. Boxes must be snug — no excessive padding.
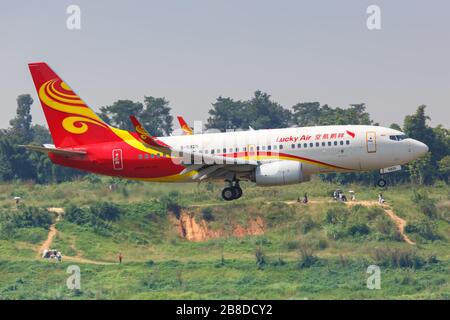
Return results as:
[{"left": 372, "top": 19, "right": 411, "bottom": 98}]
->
[{"left": 20, "top": 144, "right": 87, "bottom": 156}]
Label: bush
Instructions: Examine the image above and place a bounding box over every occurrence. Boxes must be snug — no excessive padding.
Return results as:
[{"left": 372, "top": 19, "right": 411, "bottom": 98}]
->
[
  {"left": 283, "top": 240, "right": 300, "bottom": 251},
  {"left": 201, "top": 207, "right": 215, "bottom": 222},
  {"left": 90, "top": 202, "right": 121, "bottom": 221},
  {"left": 347, "top": 223, "right": 370, "bottom": 236},
  {"left": 317, "top": 239, "right": 328, "bottom": 250},
  {"left": 64, "top": 203, "right": 120, "bottom": 236},
  {"left": 412, "top": 191, "right": 437, "bottom": 218},
  {"left": 297, "top": 243, "right": 318, "bottom": 269},
  {"left": 12, "top": 206, "right": 53, "bottom": 229},
  {"left": 405, "top": 219, "right": 440, "bottom": 241},
  {"left": 255, "top": 247, "right": 266, "bottom": 270},
  {"left": 298, "top": 214, "right": 317, "bottom": 234},
  {"left": 374, "top": 216, "right": 402, "bottom": 241},
  {"left": 160, "top": 195, "right": 181, "bottom": 218},
  {"left": 373, "top": 247, "right": 425, "bottom": 269},
  {"left": 324, "top": 206, "right": 349, "bottom": 224}
]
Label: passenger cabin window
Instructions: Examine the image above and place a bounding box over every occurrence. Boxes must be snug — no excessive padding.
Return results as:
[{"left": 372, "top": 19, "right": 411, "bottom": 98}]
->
[
  {"left": 340, "top": 141, "right": 344, "bottom": 145},
  {"left": 390, "top": 135, "right": 408, "bottom": 141},
  {"left": 316, "top": 142, "right": 319, "bottom": 147},
  {"left": 328, "top": 141, "right": 332, "bottom": 146},
  {"left": 309, "top": 143, "right": 314, "bottom": 148},
  {"left": 297, "top": 143, "right": 302, "bottom": 148},
  {"left": 268, "top": 145, "right": 272, "bottom": 151},
  {"left": 334, "top": 141, "right": 338, "bottom": 146},
  {"left": 291, "top": 144, "right": 295, "bottom": 149},
  {"left": 279, "top": 145, "right": 283, "bottom": 150},
  {"left": 346, "top": 140, "right": 350, "bottom": 145},
  {"left": 322, "top": 142, "right": 326, "bottom": 147},
  {"left": 304, "top": 143, "right": 307, "bottom": 148}
]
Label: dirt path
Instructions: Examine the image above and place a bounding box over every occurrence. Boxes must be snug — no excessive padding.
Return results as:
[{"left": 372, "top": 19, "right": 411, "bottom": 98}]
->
[
  {"left": 37, "top": 208, "right": 63, "bottom": 256},
  {"left": 37, "top": 208, "right": 114, "bottom": 265},
  {"left": 380, "top": 205, "right": 415, "bottom": 245}
]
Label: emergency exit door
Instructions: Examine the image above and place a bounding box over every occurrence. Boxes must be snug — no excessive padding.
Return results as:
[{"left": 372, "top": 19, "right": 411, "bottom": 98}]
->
[{"left": 366, "top": 132, "right": 377, "bottom": 153}]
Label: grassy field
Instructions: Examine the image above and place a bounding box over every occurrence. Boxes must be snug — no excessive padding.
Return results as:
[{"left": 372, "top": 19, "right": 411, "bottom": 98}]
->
[{"left": 0, "top": 178, "right": 449, "bottom": 299}]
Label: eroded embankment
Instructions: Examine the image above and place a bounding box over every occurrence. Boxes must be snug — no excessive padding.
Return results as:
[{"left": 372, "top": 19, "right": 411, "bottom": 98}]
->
[{"left": 172, "top": 209, "right": 264, "bottom": 242}]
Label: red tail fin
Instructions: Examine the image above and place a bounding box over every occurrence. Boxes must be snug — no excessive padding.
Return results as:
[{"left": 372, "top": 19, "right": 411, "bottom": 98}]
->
[
  {"left": 28, "top": 62, "right": 120, "bottom": 148},
  {"left": 177, "top": 116, "right": 193, "bottom": 135}
]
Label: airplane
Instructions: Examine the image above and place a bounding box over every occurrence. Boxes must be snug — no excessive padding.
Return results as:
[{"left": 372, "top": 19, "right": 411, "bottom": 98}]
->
[{"left": 24, "top": 62, "right": 429, "bottom": 201}]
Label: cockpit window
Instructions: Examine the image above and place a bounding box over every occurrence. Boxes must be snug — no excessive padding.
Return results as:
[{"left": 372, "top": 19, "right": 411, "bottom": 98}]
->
[{"left": 389, "top": 134, "right": 408, "bottom": 141}]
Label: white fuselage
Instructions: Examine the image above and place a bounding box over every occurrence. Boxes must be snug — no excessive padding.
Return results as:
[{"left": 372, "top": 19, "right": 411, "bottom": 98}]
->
[{"left": 160, "top": 125, "right": 428, "bottom": 178}]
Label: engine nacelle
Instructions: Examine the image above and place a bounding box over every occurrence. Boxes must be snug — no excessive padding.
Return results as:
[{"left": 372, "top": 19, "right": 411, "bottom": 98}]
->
[{"left": 253, "top": 161, "right": 310, "bottom": 186}]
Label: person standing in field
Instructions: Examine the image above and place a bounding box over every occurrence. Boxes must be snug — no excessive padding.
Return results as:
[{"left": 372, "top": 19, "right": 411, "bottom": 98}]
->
[{"left": 118, "top": 253, "right": 123, "bottom": 264}]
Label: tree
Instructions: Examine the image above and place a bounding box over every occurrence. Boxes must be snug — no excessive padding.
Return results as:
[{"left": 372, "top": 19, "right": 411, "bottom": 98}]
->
[
  {"left": 99, "top": 97, "right": 173, "bottom": 136},
  {"left": 389, "top": 123, "right": 402, "bottom": 131},
  {"left": 100, "top": 100, "right": 143, "bottom": 131},
  {"left": 403, "top": 105, "right": 435, "bottom": 154},
  {"left": 31, "top": 124, "right": 52, "bottom": 145},
  {"left": 206, "top": 97, "right": 248, "bottom": 131},
  {"left": 140, "top": 96, "right": 173, "bottom": 136},
  {"left": 438, "top": 155, "right": 450, "bottom": 182},
  {"left": 291, "top": 102, "right": 372, "bottom": 127},
  {"left": 291, "top": 102, "right": 322, "bottom": 127},
  {"left": 247, "top": 91, "right": 291, "bottom": 129},
  {"left": 9, "top": 94, "right": 34, "bottom": 144},
  {"left": 407, "top": 152, "right": 434, "bottom": 185}
]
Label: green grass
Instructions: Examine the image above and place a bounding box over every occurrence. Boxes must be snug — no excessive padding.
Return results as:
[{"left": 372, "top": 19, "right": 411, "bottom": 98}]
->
[{"left": 0, "top": 178, "right": 449, "bottom": 299}]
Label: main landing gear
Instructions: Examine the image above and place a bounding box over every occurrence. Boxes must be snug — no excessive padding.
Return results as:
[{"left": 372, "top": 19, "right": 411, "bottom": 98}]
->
[{"left": 222, "top": 179, "right": 243, "bottom": 201}]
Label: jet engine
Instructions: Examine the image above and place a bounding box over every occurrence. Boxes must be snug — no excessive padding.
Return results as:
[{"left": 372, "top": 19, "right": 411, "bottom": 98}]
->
[{"left": 252, "top": 161, "right": 310, "bottom": 186}]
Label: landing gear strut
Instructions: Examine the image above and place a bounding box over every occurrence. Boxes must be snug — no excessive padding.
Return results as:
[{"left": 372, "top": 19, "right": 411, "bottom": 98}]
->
[{"left": 222, "top": 179, "right": 243, "bottom": 201}]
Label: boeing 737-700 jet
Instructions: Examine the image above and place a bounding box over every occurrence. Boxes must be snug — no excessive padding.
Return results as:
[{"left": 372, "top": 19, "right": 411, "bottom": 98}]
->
[{"left": 25, "top": 62, "right": 429, "bottom": 201}]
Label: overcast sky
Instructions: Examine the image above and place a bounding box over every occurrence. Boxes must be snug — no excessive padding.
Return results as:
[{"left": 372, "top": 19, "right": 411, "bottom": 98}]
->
[{"left": 0, "top": 0, "right": 449, "bottom": 130}]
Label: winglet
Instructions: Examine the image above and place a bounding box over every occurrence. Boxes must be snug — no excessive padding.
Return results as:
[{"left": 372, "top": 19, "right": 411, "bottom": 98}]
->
[
  {"left": 177, "top": 116, "right": 193, "bottom": 135},
  {"left": 129, "top": 115, "right": 169, "bottom": 150},
  {"left": 129, "top": 115, "right": 160, "bottom": 147}
]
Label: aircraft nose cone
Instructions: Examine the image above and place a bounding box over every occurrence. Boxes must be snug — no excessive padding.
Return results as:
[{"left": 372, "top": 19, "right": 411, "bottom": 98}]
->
[{"left": 414, "top": 140, "right": 429, "bottom": 157}]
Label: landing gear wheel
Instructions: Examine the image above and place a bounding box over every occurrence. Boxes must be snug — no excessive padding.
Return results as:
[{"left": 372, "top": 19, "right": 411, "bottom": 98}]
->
[
  {"left": 377, "top": 178, "right": 387, "bottom": 188},
  {"left": 222, "top": 187, "right": 235, "bottom": 201},
  {"left": 233, "top": 186, "right": 243, "bottom": 200}
]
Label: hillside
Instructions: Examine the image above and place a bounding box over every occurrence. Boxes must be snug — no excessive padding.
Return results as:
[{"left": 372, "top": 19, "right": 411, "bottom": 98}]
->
[{"left": 0, "top": 179, "right": 449, "bottom": 299}]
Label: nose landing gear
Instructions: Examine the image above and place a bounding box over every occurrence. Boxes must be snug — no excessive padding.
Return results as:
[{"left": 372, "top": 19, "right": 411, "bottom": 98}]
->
[
  {"left": 221, "top": 179, "right": 243, "bottom": 201},
  {"left": 376, "top": 178, "right": 387, "bottom": 188}
]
